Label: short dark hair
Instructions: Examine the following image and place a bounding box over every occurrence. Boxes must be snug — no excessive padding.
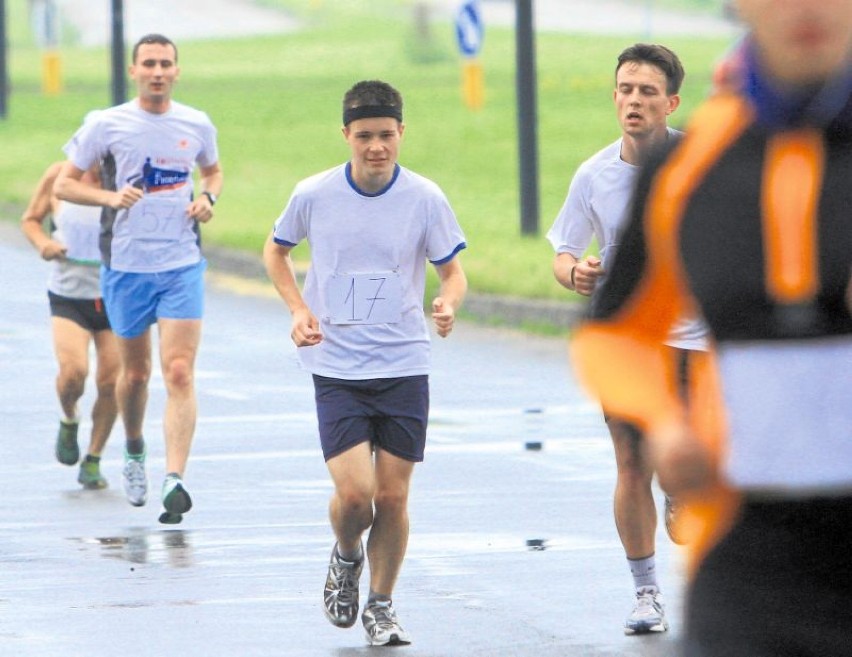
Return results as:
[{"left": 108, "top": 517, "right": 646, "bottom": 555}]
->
[
  {"left": 342, "top": 80, "right": 403, "bottom": 114},
  {"left": 132, "top": 33, "right": 178, "bottom": 64},
  {"left": 616, "top": 43, "right": 684, "bottom": 95}
]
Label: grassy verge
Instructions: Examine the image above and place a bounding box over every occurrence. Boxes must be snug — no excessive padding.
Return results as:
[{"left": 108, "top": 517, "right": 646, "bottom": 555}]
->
[{"left": 0, "top": 0, "right": 734, "bottom": 303}]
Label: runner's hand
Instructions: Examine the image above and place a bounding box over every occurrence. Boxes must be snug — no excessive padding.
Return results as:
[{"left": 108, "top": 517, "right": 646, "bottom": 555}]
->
[
  {"left": 39, "top": 239, "right": 68, "bottom": 261},
  {"left": 432, "top": 297, "right": 455, "bottom": 338},
  {"left": 573, "top": 256, "right": 604, "bottom": 297},
  {"left": 290, "top": 307, "right": 323, "bottom": 347},
  {"left": 188, "top": 196, "right": 214, "bottom": 223},
  {"left": 110, "top": 185, "right": 143, "bottom": 210}
]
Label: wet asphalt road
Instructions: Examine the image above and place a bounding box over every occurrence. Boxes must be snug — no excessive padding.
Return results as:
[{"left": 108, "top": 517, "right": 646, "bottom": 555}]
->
[{"left": 1, "top": 221, "right": 684, "bottom": 656}]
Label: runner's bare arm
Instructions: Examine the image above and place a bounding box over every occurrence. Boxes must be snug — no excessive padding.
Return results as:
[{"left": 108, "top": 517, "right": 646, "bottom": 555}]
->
[
  {"left": 20, "top": 162, "right": 68, "bottom": 261},
  {"left": 431, "top": 256, "right": 467, "bottom": 338},
  {"left": 189, "top": 162, "right": 223, "bottom": 223},
  {"left": 262, "top": 232, "right": 323, "bottom": 347},
  {"left": 54, "top": 161, "right": 141, "bottom": 210}
]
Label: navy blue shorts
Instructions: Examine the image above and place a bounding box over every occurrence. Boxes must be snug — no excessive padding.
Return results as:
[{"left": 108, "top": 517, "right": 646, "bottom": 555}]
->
[
  {"left": 312, "top": 374, "right": 429, "bottom": 463},
  {"left": 48, "top": 291, "right": 111, "bottom": 332}
]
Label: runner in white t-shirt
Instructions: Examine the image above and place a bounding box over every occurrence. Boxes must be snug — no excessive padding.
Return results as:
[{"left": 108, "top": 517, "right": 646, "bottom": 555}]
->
[
  {"left": 264, "top": 80, "right": 467, "bottom": 648},
  {"left": 547, "top": 44, "right": 709, "bottom": 636},
  {"left": 21, "top": 127, "right": 120, "bottom": 491},
  {"left": 54, "top": 34, "right": 223, "bottom": 525}
]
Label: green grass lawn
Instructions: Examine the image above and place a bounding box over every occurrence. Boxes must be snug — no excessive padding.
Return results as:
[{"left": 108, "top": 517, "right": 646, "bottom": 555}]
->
[{"left": 0, "top": 0, "right": 735, "bottom": 302}]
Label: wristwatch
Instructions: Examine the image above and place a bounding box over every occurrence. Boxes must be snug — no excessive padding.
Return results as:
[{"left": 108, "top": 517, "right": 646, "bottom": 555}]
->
[{"left": 201, "top": 191, "right": 217, "bottom": 206}]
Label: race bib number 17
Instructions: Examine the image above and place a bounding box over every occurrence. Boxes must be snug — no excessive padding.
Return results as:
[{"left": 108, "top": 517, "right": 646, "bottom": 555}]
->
[{"left": 326, "top": 271, "right": 403, "bottom": 325}]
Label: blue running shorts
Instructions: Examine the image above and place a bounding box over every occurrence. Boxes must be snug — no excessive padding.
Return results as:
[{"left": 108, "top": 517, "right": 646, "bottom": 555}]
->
[
  {"left": 312, "top": 374, "right": 429, "bottom": 463},
  {"left": 101, "top": 260, "right": 206, "bottom": 338}
]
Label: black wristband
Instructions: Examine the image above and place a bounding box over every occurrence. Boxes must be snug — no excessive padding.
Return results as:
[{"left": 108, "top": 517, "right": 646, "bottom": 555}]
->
[
  {"left": 570, "top": 264, "right": 578, "bottom": 288},
  {"left": 202, "top": 191, "right": 217, "bottom": 206}
]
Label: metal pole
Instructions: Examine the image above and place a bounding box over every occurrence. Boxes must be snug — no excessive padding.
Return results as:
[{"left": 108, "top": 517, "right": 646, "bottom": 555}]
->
[
  {"left": 0, "top": 0, "right": 7, "bottom": 119},
  {"left": 515, "top": 0, "right": 539, "bottom": 236},
  {"left": 110, "top": 0, "right": 126, "bottom": 105},
  {"left": 644, "top": 0, "right": 654, "bottom": 39}
]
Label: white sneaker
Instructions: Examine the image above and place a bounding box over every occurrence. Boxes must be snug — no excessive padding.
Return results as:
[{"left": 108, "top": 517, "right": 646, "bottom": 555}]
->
[
  {"left": 624, "top": 587, "right": 668, "bottom": 635},
  {"left": 122, "top": 452, "right": 148, "bottom": 507},
  {"left": 362, "top": 600, "right": 412, "bottom": 646}
]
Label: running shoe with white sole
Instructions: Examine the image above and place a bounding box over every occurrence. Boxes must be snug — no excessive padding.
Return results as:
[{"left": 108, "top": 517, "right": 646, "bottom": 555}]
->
[
  {"left": 323, "top": 542, "right": 364, "bottom": 628},
  {"left": 122, "top": 451, "right": 148, "bottom": 507},
  {"left": 625, "top": 587, "right": 668, "bottom": 635},
  {"left": 362, "top": 599, "right": 412, "bottom": 646}
]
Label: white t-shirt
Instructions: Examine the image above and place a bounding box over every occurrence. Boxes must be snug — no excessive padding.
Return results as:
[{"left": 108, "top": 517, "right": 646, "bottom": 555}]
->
[
  {"left": 48, "top": 201, "right": 102, "bottom": 299},
  {"left": 70, "top": 100, "right": 219, "bottom": 273},
  {"left": 547, "top": 131, "right": 708, "bottom": 350},
  {"left": 272, "top": 163, "right": 467, "bottom": 379}
]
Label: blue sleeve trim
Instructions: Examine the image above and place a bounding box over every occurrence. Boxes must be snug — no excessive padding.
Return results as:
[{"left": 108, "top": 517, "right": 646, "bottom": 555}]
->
[
  {"left": 430, "top": 241, "right": 467, "bottom": 265},
  {"left": 273, "top": 237, "right": 298, "bottom": 247}
]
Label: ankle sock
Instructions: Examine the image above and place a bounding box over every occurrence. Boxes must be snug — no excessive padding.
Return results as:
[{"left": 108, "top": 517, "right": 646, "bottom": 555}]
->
[
  {"left": 367, "top": 591, "right": 391, "bottom": 605},
  {"left": 337, "top": 543, "right": 363, "bottom": 563},
  {"left": 628, "top": 553, "right": 659, "bottom": 592},
  {"left": 126, "top": 437, "right": 145, "bottom": 456}
]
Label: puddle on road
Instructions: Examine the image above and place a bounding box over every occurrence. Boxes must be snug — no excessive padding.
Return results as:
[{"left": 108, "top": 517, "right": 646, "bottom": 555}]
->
[{"left": 70, "top": 527, "right": 194, "bottom": 568}]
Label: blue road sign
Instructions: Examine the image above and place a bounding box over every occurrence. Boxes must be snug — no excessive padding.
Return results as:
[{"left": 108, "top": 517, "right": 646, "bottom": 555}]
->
[{"left": 455, "top": 0, "right": 484, "bottom": 58}]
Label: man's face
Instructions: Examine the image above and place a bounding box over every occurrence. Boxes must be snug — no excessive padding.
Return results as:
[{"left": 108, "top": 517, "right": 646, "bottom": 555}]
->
[
  {"left": 736, "top": 0, "right": 852, "bottom": 85},
  {"left": 130, "top": 42, "right": 179, "bottom": 105},
  {"left": 343, "top": 117, "right": 404, "bottom": 186},
  {"left": 614, "top": 62, "right": 679, "bottom": 139}
]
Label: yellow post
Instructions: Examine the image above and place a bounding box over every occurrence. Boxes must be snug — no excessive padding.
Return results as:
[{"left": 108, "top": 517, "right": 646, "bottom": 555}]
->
[
  {"left": 462, "top": 59, "right": 484, "bottom": 110},
  {"left": 42, "top": 50, "right": 62, "bottom": 95}
]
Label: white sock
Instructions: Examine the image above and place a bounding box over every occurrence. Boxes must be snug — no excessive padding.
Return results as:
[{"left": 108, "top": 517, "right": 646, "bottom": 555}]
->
[{"left": 628, "top": 554, "right": 659, "bottom": 592}]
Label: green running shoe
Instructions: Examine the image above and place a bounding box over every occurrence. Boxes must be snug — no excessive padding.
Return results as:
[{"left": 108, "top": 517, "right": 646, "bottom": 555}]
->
[
  {"left": 56, "top": 420, "right": 80, "bottom": 466},
  {"left": 77, "top": 460, "right": 108, "bottom": 490},
  {"left": 159, "top": 474, "right": 192, "bottom": 524}
]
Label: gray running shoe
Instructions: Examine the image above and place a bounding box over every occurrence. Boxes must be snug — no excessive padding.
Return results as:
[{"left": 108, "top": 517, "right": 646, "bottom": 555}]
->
[
  {"left": 362, "top": 599, "right": 412, "bottom": 646},
  {"left": 624, "top": 587, "right": 668, "bottom": 635},
  {"left": 56, "top": 420, "right": 80, "bottom": 465},
  {"left": 122, "top": 451, "right": 148, "bottom": 507},
  {"left": 323, "top": 543, "right": 364, "bottom": 628}
]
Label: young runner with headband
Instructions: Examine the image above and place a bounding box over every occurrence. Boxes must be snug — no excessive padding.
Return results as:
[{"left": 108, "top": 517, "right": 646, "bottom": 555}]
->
[{"left": 264, "top": 79, "right": 467, "bottom": 647}]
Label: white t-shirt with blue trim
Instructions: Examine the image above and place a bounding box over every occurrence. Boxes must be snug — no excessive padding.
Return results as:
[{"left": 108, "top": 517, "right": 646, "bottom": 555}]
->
[{"left": 272, "top": 162, "right": 467, "bottom": 379}]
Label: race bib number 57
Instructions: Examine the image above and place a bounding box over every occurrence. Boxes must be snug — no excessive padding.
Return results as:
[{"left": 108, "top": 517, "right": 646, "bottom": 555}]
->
[{"left": 326, "top": 271, "right": 402, "bottom": 325}]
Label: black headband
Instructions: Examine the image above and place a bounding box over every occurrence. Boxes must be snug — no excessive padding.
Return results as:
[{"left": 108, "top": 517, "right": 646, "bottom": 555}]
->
[{"left": 343, "top": 104, "right": 403, "bottom": 126}]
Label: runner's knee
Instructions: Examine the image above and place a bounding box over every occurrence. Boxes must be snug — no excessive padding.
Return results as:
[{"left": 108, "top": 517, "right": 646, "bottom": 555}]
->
[
  {"left": 373, "top": 486, "right": 408, "bottom": 517},
  {"left": 162, "top": 356, "right": 194, "bottom": 390}
]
